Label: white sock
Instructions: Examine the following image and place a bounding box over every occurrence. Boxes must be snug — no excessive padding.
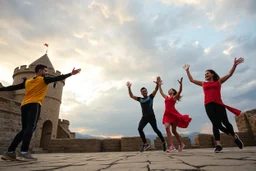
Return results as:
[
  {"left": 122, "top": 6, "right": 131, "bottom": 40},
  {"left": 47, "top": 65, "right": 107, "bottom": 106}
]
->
[{"left": 20, "top": 151, "right": 28, "bottom": 154}]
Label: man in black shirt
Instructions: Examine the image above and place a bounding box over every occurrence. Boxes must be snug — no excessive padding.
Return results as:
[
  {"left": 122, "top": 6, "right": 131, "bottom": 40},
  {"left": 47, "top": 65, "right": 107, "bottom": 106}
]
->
[{"left": 126, "top": 77, "right": 166, "bottom": 152}]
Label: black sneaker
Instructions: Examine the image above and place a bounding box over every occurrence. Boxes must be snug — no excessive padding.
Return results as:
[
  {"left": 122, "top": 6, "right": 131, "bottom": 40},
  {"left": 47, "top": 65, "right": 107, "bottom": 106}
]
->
[
  {"left": 140, "top": 144, "right": 150, "bottom": 152},
  {"left": 214, "top": 145, "right": 223, "bottom": 153},
  {"left": 162, "top": 143, "right": 167, "bottom": 152},
  {"left": 17, "top": 152, "right": 37, "bottom": 161},
  {"left": 234, "top": 134, "right": 244, "bottom": 149},
  {"left": 1, "top": 151, "right": 16, "bottom": 161}
]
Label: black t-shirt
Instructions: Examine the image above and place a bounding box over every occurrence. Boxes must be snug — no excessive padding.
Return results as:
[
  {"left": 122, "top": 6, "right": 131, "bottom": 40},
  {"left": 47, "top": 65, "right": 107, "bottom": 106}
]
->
[{"left": 137, "top": 94, "right": 155, "bottom": 117}]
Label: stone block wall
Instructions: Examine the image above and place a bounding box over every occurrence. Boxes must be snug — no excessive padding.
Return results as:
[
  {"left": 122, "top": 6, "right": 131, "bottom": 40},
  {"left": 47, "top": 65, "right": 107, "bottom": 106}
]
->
[
  {"left": 0, "top": 96, "right": 22, "bottom": 153},
  {"left": 154, "top": 136, "right": 192, "bottom": 150},
  {"left": 194, "top": 134, "right": 214, "bottom": 148},
  {"left": 57, "top": 119, "right": 76, "bottom": 139},
  {"left": 0, "top": 110, "right": 21, "bottom": 153},
  {"left": 236, "top": 109, "right": 256, "bottom": 138},
  {"left": 216, "top": 132, "right": 256, "bottom": 147},
  {"left": 45, "top": 139, "right": 102, "bottom": 153},
  {"left": 245, "top": 110, "right": 256, "bottom": 139},
  {"left": 102, "top": 139, "right": 121, "bottom": 152},
  {"left": 57, "top": 125, "right": 71, "bottom": 139},
  {"left": 121, "top": 137, "right": 150, "bottom": 151}
]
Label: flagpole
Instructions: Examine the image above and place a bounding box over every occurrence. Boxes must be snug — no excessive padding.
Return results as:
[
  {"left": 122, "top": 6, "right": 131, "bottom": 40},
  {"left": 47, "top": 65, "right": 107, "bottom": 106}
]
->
[{"left": 44, "top": 43, "right": 49, "bottom": 54}]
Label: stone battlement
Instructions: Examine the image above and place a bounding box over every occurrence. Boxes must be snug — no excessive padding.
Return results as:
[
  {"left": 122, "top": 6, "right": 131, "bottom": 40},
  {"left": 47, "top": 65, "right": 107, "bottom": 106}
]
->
[
  {"left": 43, "top": 133, "right": 256, "bottom": 153},
  {"left": 58, "top": 119, "right": 70, "bottom": 125},
  {"left": 13, "top": 65, "right": 62, "bottom": 78}
]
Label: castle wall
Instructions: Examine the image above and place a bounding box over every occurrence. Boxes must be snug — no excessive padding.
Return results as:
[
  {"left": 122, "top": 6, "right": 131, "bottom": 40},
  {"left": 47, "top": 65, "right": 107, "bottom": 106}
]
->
[
  {"left": 45, "top": 139, "right": 102, "bottom": 153},
  {"left": 121, "top": 137, "right": 150, "bottom": 151},
  {"left": 0, "top": 96, "right": 22, "bottom": 153},
  {"left": 57, "top": 119, "right": 76, "bottom": 139},
  {"left": 0, "top": 83, "right": 15, "bottom": 99},
  {"left": 235, "top": 109, "right": 256, "bottom": 143}
]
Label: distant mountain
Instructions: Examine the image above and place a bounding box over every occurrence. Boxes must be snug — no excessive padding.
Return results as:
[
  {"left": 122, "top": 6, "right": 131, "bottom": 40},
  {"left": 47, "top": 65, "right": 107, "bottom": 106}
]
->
[{"left": 75, "top": 133, "right": 104, "bottom": 139}]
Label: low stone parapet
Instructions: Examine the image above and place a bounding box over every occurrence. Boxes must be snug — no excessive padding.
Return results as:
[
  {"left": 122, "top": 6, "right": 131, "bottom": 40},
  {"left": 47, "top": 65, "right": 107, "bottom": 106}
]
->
[
  {"left": 121, "top": 137, "right": 150, "bottom": 151},
  {"left": 102, "top": 139, "right": 121, "bottom": 152},
  {"left": 194, "top": 134, "right": 214, "bottom": 148},
  {"left": 45, "top": 139, "right": 101, "bottom": 153}
]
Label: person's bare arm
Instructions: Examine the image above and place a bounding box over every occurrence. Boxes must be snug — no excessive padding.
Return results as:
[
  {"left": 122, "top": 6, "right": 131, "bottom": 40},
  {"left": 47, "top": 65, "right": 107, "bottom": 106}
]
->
[
  {"left": 126, "top": 81, "right": 138, "bottom": 101},
  {"left": 158, "top": 77, "right": 168, "bottom": 99},
  {"left": 151, "top": 76, "right": 160, "bottom": 97},
  {"left": 183, "top": 64, "right": 203, "bottom": 86},
  {"left": 219, "top": 57, "right": 244, "bottom": 84},
  {"left": 174, "top": 77, "right": 183, "bottom": 100}
]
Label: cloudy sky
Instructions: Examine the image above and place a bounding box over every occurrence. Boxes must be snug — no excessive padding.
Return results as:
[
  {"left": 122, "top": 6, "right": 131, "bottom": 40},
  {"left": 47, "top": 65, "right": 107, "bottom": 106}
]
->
[{"left": 0, "top": 0, "right": 255, "bottom": 138}]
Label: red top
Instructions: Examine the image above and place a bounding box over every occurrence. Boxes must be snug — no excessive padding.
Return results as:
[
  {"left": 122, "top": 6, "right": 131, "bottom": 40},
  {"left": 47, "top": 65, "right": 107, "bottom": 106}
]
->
[
  {"left": 203, "top": 81, "right": 241, "bottom": 116},
  {"left": 165, "top": 96, "right": 179, "bottom": 114}
]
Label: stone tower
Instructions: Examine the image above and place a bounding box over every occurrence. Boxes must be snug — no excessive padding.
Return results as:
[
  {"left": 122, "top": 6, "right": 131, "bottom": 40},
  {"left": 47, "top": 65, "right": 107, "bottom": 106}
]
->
[{"left": 12, "top": 54, "right": 65, "bottom": 148}]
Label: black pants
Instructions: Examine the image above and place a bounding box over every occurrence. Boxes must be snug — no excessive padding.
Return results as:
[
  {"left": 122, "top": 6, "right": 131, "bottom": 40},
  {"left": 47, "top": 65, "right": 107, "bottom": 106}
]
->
[
  {"left": 205, "top": 102, "right": 235, "bottom": 141},
  {"left": 8, "top": 103, "right": 41, "bottom": 152},
  {"left": 138, "top": 116, "right": 165, "bottom": 144}
]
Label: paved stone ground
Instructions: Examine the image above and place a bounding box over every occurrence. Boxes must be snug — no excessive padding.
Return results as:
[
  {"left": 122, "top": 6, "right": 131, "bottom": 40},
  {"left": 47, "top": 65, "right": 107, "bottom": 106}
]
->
[{"left": 0, "top": 147, "right": 255, "bottom": 171}]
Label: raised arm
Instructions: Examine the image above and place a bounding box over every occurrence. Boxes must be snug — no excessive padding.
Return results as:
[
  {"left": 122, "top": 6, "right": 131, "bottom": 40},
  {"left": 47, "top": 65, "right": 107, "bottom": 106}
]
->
[
  {"left": 183, "top": 64, "right": 203, "bottom": 86},
  {"left": 44, "top": 68, "right": 81, "bottom": 84},
  {"left": 174, "top": 77, "right": 183, "bottom": 100},
  {"left": 0, "top": 78, "right": 26, "bottom": 91},
  {"left": 219, "top": 57, "right": 244, "bottom": 84},
  {"left": 126, "top": 81, "right": 138, "bottom": 101},
  {"left": 158, "top": 77, "right": 168, "bottom": 99},
  {"left": 151, "top": 76, "right": 160, "bottom": 97}
]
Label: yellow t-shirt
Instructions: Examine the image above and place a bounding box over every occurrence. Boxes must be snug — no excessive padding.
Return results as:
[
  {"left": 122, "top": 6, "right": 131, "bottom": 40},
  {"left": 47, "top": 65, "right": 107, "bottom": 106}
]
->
[{"left": 21, "top": 76, "right": 48, "bottom": 106}]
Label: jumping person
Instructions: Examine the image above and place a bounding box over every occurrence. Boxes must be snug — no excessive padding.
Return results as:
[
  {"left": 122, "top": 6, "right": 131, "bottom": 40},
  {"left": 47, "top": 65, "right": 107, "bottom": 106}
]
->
[
  {"left": 183, "top": 57, "right": 244, "bottom": 153},
  {"left": 126, "top": 77, "right": 166, "bottom": 152},
  {"left": 158, "top": 77, "right": 191, "bottom": 152},
  {"left": 0, "top": 64, "right": 81, "bottom": 161}
]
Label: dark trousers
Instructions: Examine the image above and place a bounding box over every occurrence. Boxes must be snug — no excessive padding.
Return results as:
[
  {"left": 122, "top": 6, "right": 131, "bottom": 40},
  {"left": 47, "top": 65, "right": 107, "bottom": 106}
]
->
[
  {"left": 205, "top": 102, "right": 235, "bottom": 141},
  {"left": 8, "top": 103, "right": 41, "bottom": 152},
  {"left": 138, "top": 116, "right": 165, "bottom": 144}
]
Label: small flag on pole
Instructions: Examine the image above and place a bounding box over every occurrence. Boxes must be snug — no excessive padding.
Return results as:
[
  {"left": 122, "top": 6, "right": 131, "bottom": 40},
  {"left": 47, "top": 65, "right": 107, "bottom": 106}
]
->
[{"left": 44, "top": 43, "right": 49, "bottom": 54}]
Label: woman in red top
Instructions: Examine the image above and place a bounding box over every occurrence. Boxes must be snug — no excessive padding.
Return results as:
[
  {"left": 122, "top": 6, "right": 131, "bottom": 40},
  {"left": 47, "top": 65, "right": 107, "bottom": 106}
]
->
[
  {"left": 183, "top": 57, "right": 244, "bottom": 153},
  {"left": 158, "top": 77, "right": 192, "bottom": 152}
]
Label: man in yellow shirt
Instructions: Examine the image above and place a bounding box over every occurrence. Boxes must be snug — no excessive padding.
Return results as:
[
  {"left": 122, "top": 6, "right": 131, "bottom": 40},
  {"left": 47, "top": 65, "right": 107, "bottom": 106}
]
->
[{"left": 0, "top": 64, "right": 81, "bottom": 161}]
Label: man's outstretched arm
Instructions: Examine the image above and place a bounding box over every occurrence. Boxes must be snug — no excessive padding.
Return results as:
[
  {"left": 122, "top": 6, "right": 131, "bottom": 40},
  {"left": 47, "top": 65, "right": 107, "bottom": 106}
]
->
[
  {"left": 44, "top": 68, "right": 81, "bottom": 84},
  {"left": 0, "top": 78, "right": 26, "bottom": 91}
]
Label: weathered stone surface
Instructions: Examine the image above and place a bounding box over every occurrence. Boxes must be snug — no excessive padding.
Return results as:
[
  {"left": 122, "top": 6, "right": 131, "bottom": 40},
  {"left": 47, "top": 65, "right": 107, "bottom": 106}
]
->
[
  {"left": 1, "top": 147, "right": 255, "bottom": 171},
  {"left": 236, "top": 109, "right": 256, "bottom": 140}
]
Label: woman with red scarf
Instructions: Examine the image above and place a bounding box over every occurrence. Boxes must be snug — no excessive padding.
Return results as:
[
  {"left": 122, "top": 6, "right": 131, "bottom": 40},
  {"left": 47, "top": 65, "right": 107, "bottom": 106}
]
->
[{"left": 183, "top": 57, "right": 244, "bottom": 153}]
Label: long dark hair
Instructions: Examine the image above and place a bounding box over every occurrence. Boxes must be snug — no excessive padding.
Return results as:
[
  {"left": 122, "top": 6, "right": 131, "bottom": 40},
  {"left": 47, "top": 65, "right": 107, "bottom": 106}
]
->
[
  {"left": 206, "top": 69, "right": 220, "bottom": 81},
  {"left": 172, "top": 88, "right": 182, "bottom": 102}
]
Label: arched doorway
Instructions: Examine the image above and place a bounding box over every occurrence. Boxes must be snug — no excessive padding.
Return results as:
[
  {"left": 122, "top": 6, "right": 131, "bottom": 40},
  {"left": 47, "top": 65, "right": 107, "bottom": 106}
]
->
[{"left": 40, "top": 120, "right": 53, "bottom": 148}]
